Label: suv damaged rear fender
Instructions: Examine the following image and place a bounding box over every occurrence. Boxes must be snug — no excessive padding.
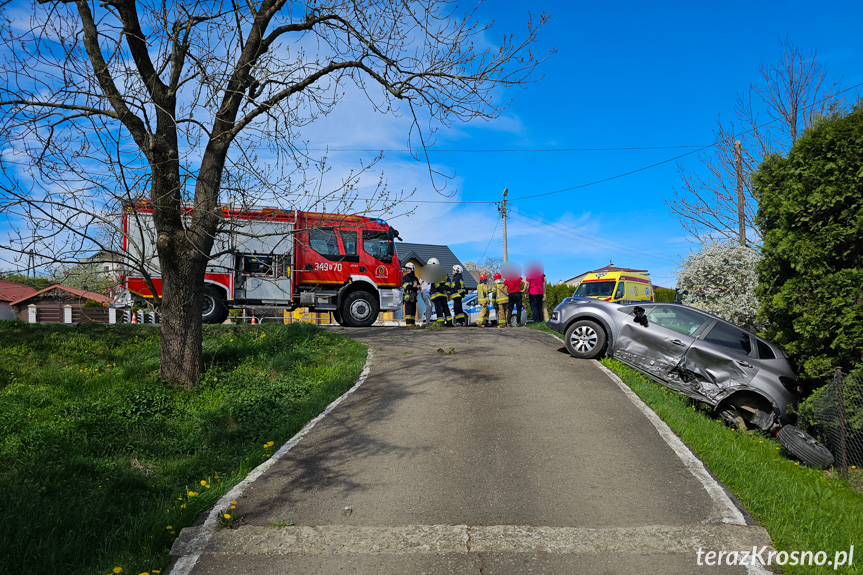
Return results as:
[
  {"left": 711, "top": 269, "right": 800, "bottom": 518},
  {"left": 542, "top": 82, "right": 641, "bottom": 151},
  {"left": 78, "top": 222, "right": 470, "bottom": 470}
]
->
[{"left": 713, "top": 388, "right": 781, "bottom": 430}]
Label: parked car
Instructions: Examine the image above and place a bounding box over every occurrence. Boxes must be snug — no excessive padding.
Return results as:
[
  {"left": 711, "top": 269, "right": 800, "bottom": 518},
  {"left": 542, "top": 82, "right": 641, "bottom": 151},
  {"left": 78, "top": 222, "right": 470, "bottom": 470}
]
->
[
  {"left": 547, "top": 297, "right": 834, "bottom": 467},
  {"left": 429, "top": 292, "right": 527, "bottom": 326}
]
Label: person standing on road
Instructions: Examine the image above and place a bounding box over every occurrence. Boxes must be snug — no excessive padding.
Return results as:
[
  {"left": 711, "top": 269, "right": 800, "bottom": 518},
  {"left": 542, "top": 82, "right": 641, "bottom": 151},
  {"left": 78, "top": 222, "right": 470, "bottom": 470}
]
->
[
  {"left": 476, "top": 273, "right": 491, "bottom": 327},
  {"left": 450, "top": 264, "right": 467, "bottom": 326},
  {"left": 504, "top": 272, "right": 527, "bottom": 327},
  {"left": 401, "top": 262, "right": 420, "bottom": 327},
  {"left": 427, "top": 258, "right": 453, "bottom": 327},
  {"left": 526, "top": 263, "right": 546, "bottom": 324},
  {"left": 492, "top": 272, "right": 509, "bottom": 328},
  {"left": 420, "top": 276, "right": 433, "bottom": 326}
]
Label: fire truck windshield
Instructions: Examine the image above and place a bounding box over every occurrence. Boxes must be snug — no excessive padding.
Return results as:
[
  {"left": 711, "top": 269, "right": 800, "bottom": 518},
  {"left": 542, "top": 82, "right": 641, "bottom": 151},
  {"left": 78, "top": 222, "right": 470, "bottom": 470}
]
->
[{"left": 362, "top": 230, "right": 394, "bottom": 263}]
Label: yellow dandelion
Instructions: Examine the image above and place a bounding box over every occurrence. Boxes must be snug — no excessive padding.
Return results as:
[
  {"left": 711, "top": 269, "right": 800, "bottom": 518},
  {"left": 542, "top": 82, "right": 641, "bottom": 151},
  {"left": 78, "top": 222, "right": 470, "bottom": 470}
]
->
[
  {"left": 139, "top": 572, "right": 150, "bottom": 575},
  {"left": 223, "top": 513, "right": 231, "bottom": 520},
  {"left": 113, "top": 569, "right": 122, "bottom": 574},
  {"left": 166, "top": 525, "right": 172, "bottom": 530},
  {"left": 180, "top": 504, "right": 186, "bottom": 509},
  {"left": 177, "top": 497, "right": 183, "bottom": 501},
  {"left": 231, "top": 500, "right": 237, "bottom": 505},
  {"left": 170, "top": 531, "right": 175, "bottom": 535},
  {"left": 264, "top": 454, "right": 270, "bottom": 458},
  {"left": 853, "top": 466, "right": 858, "bottom": 470},
  {"left": 776, "top": 447, "right": 780, "bottom": 450},
  {"left": 230, "top": 339, "right": 234, "bottom": 342},
  {"left": 166, "top": 509, "right": 170, "bottom": 513},
  {"left": 230, "top": 505, "right": 236, "bottom": 509},
  {"left": 200, "top": 480, "right": 207, "bottom": 486},
  {"left": 188, "top": 491, "right": 198, "bottom": 497},
  {"left": 795, "top": 462, "right": 800, "bottom": 465},
  {"left": 205, "top": 484, "right": 210, "bottom": 488}
]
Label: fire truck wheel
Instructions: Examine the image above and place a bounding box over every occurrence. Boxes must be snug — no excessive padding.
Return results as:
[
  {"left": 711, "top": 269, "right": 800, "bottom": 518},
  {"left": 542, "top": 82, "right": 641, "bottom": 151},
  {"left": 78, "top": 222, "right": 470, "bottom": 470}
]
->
[
  {"left": 341, "top": 290, "right": 379, "bottom": 327},
  {"left": 201, "top": 285, "right": 229, "bottom": 324},
  {"left": 333, "top": 308, "right": 346, "bottom": 326}
]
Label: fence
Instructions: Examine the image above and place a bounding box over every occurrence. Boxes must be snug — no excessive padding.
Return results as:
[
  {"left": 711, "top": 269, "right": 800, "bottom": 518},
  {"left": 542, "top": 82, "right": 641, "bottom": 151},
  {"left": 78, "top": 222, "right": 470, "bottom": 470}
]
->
[{"left": 813, "top": 368, "right": 863, "bottom": 472}]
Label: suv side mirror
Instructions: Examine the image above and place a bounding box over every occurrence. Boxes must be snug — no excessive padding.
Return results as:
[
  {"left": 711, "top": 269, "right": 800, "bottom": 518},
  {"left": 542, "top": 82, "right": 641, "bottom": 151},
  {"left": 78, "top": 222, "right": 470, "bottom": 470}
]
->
[{"left": 633, "top": 306, "right": 649, "bottom": 327}]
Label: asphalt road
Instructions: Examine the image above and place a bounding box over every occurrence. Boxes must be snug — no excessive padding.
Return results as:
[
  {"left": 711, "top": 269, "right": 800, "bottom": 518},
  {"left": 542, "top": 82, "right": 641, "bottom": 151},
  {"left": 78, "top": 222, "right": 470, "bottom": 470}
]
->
[{"left": 170, "top": 326, "right": 773, "bottom": 574}]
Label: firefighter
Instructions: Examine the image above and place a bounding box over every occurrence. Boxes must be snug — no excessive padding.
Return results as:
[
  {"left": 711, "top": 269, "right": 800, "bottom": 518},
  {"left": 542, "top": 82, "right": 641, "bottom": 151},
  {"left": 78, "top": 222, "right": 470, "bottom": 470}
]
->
[
  {"left": 427, "top": 257, "right": 453, "bottom": 327},
  {"left": 450, "top": 264, "right": 467, "bottom": 326},
  {"left": 401, "top": 262, "right": 420, "bottom": 326},
  {"left": 476, "top": 273, "right": 490, "bottom": 327},
  {"left": 492, "top": 272, "right": 509, "bottom": 328}
]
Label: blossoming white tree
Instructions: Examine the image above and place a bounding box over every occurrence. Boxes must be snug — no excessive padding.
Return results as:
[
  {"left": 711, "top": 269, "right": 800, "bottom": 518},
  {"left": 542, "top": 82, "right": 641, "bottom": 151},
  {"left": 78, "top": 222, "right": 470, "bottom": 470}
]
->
[{"left": 676, "top": 242, "right": 762, "bottom": 330}]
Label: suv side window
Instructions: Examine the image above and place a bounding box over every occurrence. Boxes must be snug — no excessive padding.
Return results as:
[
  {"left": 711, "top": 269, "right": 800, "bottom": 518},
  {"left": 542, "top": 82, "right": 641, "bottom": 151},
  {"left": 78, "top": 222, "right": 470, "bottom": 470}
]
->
[
  {"left": 645, "top": 305, "right": 708, "bottom": 336},
  {"left": 704, "top": 322, "right": 753, "bottom": 356}
]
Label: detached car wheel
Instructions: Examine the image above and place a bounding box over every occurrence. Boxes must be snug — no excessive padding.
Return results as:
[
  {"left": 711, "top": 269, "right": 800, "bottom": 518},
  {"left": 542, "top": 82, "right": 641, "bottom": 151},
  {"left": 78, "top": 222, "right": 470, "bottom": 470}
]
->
[
  {"left": 564, "top": 320, "right": 607, "bottom": 359},
  {"left": 777, "top": 425, "right": 835, "bottom": 468}
]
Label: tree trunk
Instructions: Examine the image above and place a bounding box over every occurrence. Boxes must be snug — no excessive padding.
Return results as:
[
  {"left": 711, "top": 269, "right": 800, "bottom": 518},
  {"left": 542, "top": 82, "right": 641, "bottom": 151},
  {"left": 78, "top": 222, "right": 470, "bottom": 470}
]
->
[{"left": 158, "top": 235, "right": 207, "bottom": 387}]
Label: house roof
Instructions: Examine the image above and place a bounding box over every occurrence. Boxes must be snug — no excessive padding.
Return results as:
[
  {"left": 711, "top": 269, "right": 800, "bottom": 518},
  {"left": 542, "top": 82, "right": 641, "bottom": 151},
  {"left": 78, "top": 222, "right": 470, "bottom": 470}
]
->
[
  {"left": 0, "top": 280, "right": 37, "bottom": 303},
  {"left": 10, "top": 284, "right": 114, "bottom": 306},
  {"left": 395, "top": 242, "right": 477, "bottom": 289}
]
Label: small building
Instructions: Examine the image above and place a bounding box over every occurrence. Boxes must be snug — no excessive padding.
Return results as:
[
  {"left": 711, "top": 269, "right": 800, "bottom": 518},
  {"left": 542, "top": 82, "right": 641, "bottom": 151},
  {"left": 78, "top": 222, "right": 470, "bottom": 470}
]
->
[
  {"left": 395, "top": 242, "right": 477, "bottom": 289},
  {"left": 563, "top": 262, "right": 650, "bottom": 288},
  {"left": 11, "top": 284, "right": 114, "bottom": 324},
  {"left": 0, "top": 280, "right": 37, "bottom": 320}
]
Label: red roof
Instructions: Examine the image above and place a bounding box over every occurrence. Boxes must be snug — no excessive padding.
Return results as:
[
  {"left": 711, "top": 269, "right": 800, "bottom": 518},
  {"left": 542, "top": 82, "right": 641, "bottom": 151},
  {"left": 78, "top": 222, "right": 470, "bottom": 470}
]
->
[
  {"left": 9, "top": 284, "right": 113, "bottom": 306},
  {"left": 0, "top": 280, "right": 37, "bottom": 303},
  {"left": 590, "top": 264, "right": 649, "bottom": 274}
]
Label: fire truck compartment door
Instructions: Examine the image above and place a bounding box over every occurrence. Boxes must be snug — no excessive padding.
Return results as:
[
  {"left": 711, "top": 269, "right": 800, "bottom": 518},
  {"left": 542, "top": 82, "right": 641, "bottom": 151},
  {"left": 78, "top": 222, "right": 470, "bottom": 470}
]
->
[
  {"left": 244, "top": 277, "right": 292, "bottom": 301},
  {"left": 233, "top": 221, "right": 293, "bottom": 255}
]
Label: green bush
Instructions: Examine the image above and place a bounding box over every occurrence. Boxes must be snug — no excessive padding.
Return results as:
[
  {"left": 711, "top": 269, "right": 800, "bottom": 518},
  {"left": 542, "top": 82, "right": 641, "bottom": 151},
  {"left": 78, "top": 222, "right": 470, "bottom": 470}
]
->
[
  {"left": 544, "top": 282, "right": 573, "bottom": 315},
  {"left": 754, "top": 104, "right": 863, "bottom": 382},
  {"left": 654, "top": 287, "right": 676, "bottom": 302}
]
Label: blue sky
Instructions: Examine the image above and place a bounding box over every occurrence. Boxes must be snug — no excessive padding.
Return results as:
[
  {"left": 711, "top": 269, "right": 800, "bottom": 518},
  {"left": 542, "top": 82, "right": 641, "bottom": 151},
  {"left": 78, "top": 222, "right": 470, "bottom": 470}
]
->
[
  {"left": 1, "top": 1, "right": 861, "bottom": 289},
  {"left": 369, "top": 0, "right": 863, "bottom": 287}
]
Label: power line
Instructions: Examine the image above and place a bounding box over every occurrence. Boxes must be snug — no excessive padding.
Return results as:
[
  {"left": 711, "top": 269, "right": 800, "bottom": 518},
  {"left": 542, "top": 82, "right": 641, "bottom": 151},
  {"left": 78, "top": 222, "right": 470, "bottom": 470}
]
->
[
  {"left": 478, "top": 215, "right": 501, "bottom": 262},
  {"left": 309, "top": 145, "right": 706, "bottom": 153},
  {"left": 509, "top": 80, "right": 863, "bottom": 202}
]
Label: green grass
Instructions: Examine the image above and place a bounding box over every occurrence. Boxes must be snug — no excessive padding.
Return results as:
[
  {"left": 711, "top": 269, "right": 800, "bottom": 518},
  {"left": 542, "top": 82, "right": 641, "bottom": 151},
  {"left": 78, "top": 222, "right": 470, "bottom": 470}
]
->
[
  {"left": 0, "top": 320, "right": 366, "bottom": 575},
  {"left": 527, "top": 322, "right": 863, "bottom": 573}
]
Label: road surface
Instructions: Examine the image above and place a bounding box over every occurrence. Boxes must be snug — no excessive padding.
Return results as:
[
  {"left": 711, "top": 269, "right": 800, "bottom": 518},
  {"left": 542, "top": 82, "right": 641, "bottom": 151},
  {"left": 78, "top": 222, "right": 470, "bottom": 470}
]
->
[{"left": 170, "top": 327, "right": 772, "bottom": 574}]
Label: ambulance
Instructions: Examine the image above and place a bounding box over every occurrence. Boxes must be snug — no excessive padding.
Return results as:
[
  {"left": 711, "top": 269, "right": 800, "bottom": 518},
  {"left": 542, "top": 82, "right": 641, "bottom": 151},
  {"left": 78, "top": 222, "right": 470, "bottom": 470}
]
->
[{"left": 573, "top": 270, "right": 653, "bottom": 303}]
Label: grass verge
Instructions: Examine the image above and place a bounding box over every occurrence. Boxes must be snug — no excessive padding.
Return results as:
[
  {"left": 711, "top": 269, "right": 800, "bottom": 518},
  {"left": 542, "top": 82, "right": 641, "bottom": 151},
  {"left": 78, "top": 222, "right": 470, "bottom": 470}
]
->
[
  {"left": 0, "top": 320, "right": 366, "bottom": 575},
  {"left": 527, "top": 322, "right": 863, "bottom": 574}
]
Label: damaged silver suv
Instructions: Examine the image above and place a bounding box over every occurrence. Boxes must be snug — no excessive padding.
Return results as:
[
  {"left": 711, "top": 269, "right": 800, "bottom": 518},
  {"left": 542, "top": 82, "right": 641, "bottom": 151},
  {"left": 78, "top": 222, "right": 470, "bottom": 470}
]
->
[{"left": 547, "top": 297, "right": 834, "bottom": 466}]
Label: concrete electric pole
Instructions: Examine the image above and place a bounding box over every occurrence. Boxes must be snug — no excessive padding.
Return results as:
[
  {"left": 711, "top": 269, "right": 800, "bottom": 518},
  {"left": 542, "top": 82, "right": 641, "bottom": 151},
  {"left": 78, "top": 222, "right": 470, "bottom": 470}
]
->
[
  {"left": 734, "top": 139, "right": 746, "bottom": 247},
  {"left": 500, "top": 188, "right": 508, "bottom": 262}
]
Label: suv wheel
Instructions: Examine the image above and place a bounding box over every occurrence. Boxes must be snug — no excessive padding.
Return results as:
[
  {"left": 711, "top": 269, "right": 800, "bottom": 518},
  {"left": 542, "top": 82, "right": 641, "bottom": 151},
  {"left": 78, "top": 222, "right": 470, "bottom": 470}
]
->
[{"left": 564, "top": 319, "right": 607, "bottom": 359}]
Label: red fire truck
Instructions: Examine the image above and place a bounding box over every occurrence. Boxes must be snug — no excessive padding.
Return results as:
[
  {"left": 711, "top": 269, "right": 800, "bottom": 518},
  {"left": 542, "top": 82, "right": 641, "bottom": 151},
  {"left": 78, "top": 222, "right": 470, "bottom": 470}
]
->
[{"left": 119, "top": 204, "right": 404, "bottom": 326}]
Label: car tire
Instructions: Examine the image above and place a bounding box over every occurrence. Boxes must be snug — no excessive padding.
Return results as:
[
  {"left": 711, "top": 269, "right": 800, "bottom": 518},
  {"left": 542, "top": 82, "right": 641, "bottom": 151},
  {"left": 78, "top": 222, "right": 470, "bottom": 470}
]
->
[
  {"left": 201, "top": 285, "right": 229, "bottom": 324},
  {"left": 340, "top": 290, "right": 379, "bottom": 327},
  {"left": 564, "top": 319, "right": 607, "bottom": 359},
  {"left": 777, "top": 425, "right": 835, "bottom": 468}
]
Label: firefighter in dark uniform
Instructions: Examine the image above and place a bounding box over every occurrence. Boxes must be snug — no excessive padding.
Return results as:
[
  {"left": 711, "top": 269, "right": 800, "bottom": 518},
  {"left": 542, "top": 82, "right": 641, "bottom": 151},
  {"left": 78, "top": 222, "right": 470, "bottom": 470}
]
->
[
  {"left": 427, "top": 257, "right": 453, "bottom": 327},
  {"left": 402, "top": 262, "right": 420, "bottom": 326},
  {"left": 450, "top": 264, "right": 467, "bottom": 326}
]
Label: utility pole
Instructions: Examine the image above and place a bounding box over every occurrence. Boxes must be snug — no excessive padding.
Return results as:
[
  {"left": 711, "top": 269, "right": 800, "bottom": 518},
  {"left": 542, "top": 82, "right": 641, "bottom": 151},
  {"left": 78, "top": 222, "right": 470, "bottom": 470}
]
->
[
  {"left": 734, "top": 139, "right": 746, "bottom": 247},
  {"left": 500, "top": 188, "right": 508, "bottom": 262}
]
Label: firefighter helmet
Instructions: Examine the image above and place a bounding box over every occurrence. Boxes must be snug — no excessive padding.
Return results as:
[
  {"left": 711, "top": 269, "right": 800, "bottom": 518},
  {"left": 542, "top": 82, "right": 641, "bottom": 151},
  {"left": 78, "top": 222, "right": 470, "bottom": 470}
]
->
[
  {"left": 405, "top": 262, "right": 415, "bottom": 271},
  {"left": 479, "top": 273, "right": 487, "bottom": 280},
  {"left": 493, "top": 272, "right": 502, "bottom": 280},
  {"left": 427, "top": 257, "right": 440, "bottom": 266},
  {"left": 452, "top": 264, "right": 463, "bottom": 274}
]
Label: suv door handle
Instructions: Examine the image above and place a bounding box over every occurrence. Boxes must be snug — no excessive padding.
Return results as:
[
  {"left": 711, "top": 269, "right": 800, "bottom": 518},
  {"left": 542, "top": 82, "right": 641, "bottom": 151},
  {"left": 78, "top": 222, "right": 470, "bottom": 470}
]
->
[
  {"left": 670, "top": 339, "right": 686, "bottom": 346},
  {"left": 737, "top": 360, "right": 754, "bottom": 368}
]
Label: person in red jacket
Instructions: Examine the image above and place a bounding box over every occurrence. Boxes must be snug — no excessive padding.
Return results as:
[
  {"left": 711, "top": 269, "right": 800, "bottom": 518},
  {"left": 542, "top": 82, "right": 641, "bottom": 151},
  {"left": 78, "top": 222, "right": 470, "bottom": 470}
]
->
[{"left": 502, "top": 263, "right": 527, "bottom": 327}]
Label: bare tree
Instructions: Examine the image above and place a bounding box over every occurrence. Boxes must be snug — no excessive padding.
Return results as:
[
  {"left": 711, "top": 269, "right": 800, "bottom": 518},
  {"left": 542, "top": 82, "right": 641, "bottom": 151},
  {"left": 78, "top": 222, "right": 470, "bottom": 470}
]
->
[
  {"left": 0, "top": 0, "right": 548, "bottom": 386},
  {"left": 667, "top": 38, "right": 840, "bottom": 247}
]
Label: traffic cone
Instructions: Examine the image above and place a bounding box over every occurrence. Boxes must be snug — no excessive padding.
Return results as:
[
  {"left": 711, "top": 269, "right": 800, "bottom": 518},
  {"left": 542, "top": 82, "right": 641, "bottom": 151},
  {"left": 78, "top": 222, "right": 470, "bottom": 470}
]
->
[
  {"left": 251, "top": 316, "right": 256, "bottom": 325},
  {"left": 131, "top": 312, "right": 137, "bottom": 324}
]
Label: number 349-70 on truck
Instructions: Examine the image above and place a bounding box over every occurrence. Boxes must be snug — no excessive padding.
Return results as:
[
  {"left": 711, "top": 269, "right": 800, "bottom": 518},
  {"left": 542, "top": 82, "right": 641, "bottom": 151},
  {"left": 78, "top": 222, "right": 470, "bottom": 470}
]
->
[{"left": 118, "top": 205, "right": 404, "bottom": 326}]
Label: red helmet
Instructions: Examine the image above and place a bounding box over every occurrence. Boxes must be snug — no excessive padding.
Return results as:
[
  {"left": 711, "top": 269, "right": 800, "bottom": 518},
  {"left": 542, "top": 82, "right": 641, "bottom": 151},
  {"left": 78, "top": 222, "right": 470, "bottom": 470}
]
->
[
  {"left": 479, "top": 273, "right": 487, "bottom": 280},
  {"left": 493, "top": 272, "right": 502, "bottom": 280}
]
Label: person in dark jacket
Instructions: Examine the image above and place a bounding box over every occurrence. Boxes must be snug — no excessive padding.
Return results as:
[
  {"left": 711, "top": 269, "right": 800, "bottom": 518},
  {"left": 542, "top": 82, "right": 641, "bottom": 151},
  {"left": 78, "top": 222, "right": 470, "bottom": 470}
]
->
[
  {"left": 426, "top": 258, "right": 453, "bottom": 327},
  {"left": 450, "top": 264, "right": 467, "bottom": 326},
  {"left": 402, "top": 262, "right": 420, "bottom": 326}
]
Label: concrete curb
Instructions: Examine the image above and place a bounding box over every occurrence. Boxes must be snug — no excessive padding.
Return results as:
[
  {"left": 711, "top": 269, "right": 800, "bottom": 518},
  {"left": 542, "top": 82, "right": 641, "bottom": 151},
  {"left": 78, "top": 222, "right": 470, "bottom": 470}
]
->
[{"left": 166, "top": 348, "right": 374, "bottom": 575}]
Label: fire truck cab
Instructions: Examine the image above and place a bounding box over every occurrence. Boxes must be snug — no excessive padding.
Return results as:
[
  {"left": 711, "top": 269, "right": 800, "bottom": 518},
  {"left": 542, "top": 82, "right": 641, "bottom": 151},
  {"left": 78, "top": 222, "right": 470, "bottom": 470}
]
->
[{"left": 121, "top": 205, "right": 403, "bottom": 327}]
